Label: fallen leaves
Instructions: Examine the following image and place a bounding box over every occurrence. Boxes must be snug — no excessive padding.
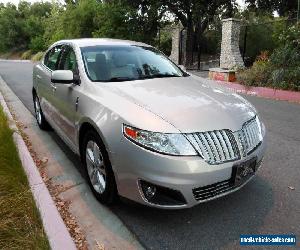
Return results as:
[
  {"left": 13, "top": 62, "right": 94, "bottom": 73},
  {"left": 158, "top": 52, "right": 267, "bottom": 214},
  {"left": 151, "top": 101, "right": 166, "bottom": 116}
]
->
[
  {"left": 10, "top": 108, "right": 89, "bottom": 250},
  {"left": 96, "top": 240, "right": 105, "bottom": 250}
]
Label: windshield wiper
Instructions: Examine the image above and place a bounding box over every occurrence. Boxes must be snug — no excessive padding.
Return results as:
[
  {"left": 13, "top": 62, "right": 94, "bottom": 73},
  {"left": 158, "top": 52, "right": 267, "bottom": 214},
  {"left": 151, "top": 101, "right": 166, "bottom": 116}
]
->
[
  {"left": 107, "top": 77, "right": 135, "bottom": 82},
  {"left": 107, "top": 74, "right": 181, "bottom": 82},
  {"left": 139, "top": 73, "right": 181, "bottom": 79}
]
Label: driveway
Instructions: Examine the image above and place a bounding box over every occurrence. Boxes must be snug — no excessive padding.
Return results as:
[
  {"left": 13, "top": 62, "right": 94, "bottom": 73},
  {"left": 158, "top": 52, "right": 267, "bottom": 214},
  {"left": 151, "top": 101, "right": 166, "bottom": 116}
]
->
[{"left": 0, "top": 60, "right": 299, "bottom": 250}]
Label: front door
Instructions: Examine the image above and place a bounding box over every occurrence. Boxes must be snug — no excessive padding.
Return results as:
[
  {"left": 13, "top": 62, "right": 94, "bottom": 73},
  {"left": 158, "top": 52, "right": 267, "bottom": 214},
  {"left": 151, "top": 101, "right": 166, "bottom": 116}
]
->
[
  {"left": 38, "top": 45, "right": 63, "bottom": 120},
  {"left": 51, "top": 45, "right": 80, "bottom": 148}
]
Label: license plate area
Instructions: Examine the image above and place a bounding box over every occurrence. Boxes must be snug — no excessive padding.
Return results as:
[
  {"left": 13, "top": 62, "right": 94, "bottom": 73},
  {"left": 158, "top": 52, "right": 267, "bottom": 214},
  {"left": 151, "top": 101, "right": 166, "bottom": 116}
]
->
[{"left": 232, "top": 157, "right": 257, "bottom": 186}]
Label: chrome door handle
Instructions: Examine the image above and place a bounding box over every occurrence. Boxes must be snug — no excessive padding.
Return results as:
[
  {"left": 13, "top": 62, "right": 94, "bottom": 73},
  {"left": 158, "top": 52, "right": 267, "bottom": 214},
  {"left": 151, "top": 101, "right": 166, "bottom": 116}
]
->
[{"left": 51, "top": 84, "right": 57, "bottom": 92}]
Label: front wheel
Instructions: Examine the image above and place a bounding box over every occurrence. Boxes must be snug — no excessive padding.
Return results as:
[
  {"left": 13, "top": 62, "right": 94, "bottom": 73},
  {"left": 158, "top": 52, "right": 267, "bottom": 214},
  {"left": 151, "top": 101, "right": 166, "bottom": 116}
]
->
[
  {"left": 82, "top": 130, "right": 117, "bottom": 204},
  {"left": 33, "top": 94, "right": 50, "bottom": 130}
]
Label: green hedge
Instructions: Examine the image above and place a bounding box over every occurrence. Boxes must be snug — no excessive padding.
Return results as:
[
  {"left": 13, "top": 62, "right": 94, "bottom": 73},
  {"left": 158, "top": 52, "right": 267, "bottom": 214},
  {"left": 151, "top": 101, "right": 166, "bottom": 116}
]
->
[{"left": 237, "top": 24, "right": 300, "bottom": 91}]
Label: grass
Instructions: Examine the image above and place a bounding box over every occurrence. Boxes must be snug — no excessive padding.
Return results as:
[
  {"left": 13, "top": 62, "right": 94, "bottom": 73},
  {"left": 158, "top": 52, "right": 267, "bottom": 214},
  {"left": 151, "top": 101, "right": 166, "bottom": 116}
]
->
[
  {"left": 31, "top": 51, "right": 45, "bottom": 62},
  {"left": 0, "top": 106, "right": 50, "bottom": 249}
]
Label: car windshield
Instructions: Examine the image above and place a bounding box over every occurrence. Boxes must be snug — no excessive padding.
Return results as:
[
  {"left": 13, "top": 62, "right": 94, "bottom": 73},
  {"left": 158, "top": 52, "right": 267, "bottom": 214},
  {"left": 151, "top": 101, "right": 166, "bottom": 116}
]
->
[{"left": 80, "top": 45, "right": 187, "bottom": 82}]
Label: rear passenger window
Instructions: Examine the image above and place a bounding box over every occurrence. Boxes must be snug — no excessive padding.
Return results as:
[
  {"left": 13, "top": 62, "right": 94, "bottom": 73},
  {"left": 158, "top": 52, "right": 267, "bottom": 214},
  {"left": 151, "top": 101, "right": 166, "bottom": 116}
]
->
[{"left": 44, "top": 46, "right": 63, "bottom": 70}]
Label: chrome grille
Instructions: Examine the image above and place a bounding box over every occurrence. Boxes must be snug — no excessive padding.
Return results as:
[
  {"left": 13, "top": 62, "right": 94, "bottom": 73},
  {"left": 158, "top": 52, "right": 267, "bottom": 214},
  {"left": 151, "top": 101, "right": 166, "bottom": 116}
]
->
[
  {"left": 239, "top": 116, "right": 263, "bottom": 156},
  {"left": 187, "top": 130, "right": 240, "bottom": 165},
  {"left": 193, "top": 179, "right": 234, "bottom": 201}
]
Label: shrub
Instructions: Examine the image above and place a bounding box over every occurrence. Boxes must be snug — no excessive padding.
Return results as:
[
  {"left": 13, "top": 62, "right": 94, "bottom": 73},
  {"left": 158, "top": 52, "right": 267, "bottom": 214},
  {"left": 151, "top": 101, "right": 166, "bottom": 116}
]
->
[
  {"left": 31, "top": 51, "right": 44, "bottom": 61},
  {"left": 277, "top": 23, "right": 300, "bottom": 47},
  {"left": 269, "top": 42, "right": 300, "bottom": 90},
  {"left": 270, "top": 43, "right": 300, "bottom": 68},
  {"left": 21, "top": 50, "right": 32, "bottom": 60},
  {"left": 237, "top": 60, "right": 272, "bottom": 87},
  {"left": 237, "top": 43, "right": 300, "bottom": 91},
  {"left": 29, "top": 36, "right": 46, "bottom": 53}
]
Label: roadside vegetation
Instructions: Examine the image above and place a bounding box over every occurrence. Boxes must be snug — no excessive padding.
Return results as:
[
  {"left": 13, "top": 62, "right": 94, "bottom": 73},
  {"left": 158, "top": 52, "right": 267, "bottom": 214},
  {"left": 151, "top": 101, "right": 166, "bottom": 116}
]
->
[
  {"left": 0, "top": 107, "right": 49, "bottom": 249},
  {"left": 0, "top": 0, "right": 298, "bottom": 90},
  {"left": 237, "top": 23, "right": 300, "bottom": 91}
]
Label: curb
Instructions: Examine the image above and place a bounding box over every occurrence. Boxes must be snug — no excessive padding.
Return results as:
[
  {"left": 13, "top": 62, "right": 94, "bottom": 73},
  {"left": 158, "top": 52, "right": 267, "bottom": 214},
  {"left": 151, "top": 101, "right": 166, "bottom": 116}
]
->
[
  {"left": 215, "top": 80, "right": 300, "bottom": 103},
  {"left": 0, "top": 85, "right": 76, "bottom": 250},
  {"left": 0, "top": 59, "right": 31, "bottom": 62}
]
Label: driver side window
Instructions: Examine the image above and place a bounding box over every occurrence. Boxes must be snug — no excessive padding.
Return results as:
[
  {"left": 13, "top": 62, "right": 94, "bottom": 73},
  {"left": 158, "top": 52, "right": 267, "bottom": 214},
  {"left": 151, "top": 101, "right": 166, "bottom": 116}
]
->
[
  {"left": 44, "top": 45, "right": 63, "bottom": 70},
  {"left": 60, "top": 46, "right": 78, "bottom": 73}
]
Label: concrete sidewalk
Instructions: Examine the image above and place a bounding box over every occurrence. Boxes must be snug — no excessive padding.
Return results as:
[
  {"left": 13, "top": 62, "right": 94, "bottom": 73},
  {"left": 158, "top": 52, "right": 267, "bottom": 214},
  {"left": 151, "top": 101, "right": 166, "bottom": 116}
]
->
[{"left": 0, "top": 76, "right": 143, "bottom": 249}]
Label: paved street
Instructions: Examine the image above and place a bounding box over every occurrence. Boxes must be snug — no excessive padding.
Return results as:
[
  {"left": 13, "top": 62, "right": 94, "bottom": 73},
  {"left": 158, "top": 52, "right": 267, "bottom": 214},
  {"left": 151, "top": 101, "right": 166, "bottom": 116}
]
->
[{"left": 0, "top": 60, "right": 299, "bottom": 250}]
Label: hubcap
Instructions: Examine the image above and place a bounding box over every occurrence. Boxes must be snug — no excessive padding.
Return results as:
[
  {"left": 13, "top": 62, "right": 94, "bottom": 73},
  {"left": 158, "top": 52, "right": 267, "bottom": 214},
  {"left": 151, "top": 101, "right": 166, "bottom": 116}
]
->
[
  {"left": 34, "top": 98, "right": 42, "bottom": 125},
  {"left": 86, "top": 140, "right": 106, "bottom": 194}
]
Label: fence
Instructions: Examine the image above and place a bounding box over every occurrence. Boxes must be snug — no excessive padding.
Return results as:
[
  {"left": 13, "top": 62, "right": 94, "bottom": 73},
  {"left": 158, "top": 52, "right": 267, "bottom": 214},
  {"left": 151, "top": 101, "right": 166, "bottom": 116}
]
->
[
  {"left": 179, "top": 22, "right": 222, "bottom": 70},
  {"left": 175, "top": 18, "right": 298, "bottom": 70}
]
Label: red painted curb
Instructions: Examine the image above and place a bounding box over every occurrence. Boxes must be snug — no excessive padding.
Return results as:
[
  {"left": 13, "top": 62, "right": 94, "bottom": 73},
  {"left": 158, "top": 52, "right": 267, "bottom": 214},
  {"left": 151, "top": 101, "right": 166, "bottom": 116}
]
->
[{"left": 215, "top": 80, "right": 300, "bottom": 103}]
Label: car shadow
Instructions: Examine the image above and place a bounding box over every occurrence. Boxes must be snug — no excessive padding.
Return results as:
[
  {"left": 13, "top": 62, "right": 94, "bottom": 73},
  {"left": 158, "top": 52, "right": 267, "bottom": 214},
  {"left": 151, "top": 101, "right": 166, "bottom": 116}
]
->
[
  {"left": 111, "top": 175, "right": 273, "bottom": 250},
  {"left": 47, "top": 130, "right": 86, "bottom": 178}
]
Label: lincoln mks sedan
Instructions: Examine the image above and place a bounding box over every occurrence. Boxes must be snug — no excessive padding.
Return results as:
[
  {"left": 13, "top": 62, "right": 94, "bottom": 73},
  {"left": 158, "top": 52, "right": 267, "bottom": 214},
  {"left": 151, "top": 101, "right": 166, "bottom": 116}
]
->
[{"left": 32, "top": 38, "right": 266, "bottom": 208}]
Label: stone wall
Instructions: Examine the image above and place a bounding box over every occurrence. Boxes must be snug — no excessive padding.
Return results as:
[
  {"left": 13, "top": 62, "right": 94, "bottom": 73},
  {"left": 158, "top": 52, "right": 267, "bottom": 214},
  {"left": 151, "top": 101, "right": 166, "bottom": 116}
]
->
[
  {"left": 169, "top": 24, "right": 185, "bottom": 65},
  {"left": 220, "top": 18, "right": 244, "bottom": 69}
]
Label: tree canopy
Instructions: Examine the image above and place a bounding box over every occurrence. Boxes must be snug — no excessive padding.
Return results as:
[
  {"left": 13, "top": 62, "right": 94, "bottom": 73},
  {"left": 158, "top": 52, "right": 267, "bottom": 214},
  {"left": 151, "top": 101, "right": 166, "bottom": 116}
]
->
[
  {"left": 0, "top": 0, "right": 298, "bottom": 64},
  {"left": 246, "top": 0, "right": 299, "bottom": 17}
]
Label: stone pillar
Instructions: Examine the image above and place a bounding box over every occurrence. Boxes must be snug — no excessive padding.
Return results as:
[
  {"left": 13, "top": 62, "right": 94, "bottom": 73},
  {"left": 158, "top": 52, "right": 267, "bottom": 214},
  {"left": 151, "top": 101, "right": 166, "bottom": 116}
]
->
[
  {"left": 220, "top": 18, "right": 244, "bottom": 69},
  {"left": 169, "top": 24, "right": 185, "bottom": 65}
]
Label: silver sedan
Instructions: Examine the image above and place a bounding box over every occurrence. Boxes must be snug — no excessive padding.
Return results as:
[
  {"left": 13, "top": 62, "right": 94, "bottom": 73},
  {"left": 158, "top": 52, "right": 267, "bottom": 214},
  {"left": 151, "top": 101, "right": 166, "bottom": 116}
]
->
[{"left": 32, "top": 38, "right": 266, "bottom": 208}]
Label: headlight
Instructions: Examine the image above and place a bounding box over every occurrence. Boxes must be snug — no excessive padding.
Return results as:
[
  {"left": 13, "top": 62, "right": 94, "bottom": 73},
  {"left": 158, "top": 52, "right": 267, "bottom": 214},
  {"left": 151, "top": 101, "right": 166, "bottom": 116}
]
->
[{"left": 123, "top": 124, "right": 198, "bottom": 156}]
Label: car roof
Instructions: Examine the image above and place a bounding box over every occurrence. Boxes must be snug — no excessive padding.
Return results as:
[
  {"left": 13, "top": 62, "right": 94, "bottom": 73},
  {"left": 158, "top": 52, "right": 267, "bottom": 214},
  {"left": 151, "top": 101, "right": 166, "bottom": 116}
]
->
[{"left": 53, "top": 38, "right": 152, "bottom": 48}]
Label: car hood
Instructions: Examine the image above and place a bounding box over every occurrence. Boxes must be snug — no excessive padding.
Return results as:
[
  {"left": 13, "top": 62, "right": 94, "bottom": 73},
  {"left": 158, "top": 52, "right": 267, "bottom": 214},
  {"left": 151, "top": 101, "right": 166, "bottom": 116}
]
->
[{"left": 101, "top": 76, "right": 256, "bottom": 133}]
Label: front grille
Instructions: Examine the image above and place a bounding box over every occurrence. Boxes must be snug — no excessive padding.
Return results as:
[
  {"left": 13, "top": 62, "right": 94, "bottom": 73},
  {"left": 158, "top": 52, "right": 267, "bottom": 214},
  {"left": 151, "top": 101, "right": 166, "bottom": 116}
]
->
[
  {"left": 193, "top": 179, "right": 234, "bottom": 201},
  {"left": 186, "top": 130, "right": 240, "bottom": 165},
  {"left": 186, "top": 116, "right": 262, "bottom": 164},
  {"left": 239, "top": 116, "right": 263, "bottom": 156}
]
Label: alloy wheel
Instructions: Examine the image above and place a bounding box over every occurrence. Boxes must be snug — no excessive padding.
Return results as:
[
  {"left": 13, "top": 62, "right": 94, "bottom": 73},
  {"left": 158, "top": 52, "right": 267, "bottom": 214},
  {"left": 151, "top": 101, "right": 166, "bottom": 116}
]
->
[
  {"left": 34, "top": 97, "right": 42, "bottom": 125},
  {"left": 85, "top": 140, "right": 107, "bottom": 194}
]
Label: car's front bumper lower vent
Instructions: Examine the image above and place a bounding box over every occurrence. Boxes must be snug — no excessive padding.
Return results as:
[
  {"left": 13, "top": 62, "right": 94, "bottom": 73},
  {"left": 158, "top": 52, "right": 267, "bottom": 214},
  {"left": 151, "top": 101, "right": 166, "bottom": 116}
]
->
[{"left": 193, "top": 179, "right": 234, "bottom": 201}]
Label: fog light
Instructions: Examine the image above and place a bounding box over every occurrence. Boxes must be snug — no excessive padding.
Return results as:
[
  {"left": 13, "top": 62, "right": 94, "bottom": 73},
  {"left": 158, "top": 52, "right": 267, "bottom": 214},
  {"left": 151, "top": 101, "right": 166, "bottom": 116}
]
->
[
  {"left": 141, "top": 181, "right": 156, "bottom": 200},
  {"left": 139, "top": 180, "right": 187, "bottom": 206}
]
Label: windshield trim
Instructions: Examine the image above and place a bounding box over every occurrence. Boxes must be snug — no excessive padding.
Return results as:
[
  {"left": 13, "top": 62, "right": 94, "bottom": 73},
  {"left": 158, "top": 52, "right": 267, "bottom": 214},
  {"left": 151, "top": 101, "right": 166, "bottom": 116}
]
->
[{"left": 80, "top": 45, "right": 189, "bottom": 83}]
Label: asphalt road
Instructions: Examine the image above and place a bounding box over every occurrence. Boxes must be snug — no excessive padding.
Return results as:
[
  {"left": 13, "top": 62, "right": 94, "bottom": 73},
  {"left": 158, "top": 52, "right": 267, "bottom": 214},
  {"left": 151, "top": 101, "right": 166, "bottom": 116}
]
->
[{"left": 1, "top": 60, "right": 299, "bottom": 250}]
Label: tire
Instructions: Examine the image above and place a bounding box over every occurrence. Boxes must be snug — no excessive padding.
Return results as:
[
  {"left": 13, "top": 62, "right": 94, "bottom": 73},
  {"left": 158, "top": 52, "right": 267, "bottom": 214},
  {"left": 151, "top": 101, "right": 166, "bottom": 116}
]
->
[
  {"left": 82, "top": 130, "right": 117, "bottom": 204},
  {"left": 33, "top": 93, "right": 50, "bottom": 130}
]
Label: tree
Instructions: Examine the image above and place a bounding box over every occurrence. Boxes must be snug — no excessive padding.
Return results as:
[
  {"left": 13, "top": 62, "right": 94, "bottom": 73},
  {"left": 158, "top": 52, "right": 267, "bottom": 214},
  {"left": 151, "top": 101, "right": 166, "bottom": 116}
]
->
[
  {"left": 0, "top": 3, "right": 24, "bottom": 52},
  {"left": 0, "top": 2, "right": 52, "bottom": 53},
  {"left": 121, "top": 0, "right": 236, "bottom": 65},
  {"left": 116, "top": 0, "right": 168, "bottom": 45},
  {"left": 160, "top": 0, "right": 237, "bottom": 65},
  {"left": 246, "top": 0, "right": 299, "bottom": 18}
]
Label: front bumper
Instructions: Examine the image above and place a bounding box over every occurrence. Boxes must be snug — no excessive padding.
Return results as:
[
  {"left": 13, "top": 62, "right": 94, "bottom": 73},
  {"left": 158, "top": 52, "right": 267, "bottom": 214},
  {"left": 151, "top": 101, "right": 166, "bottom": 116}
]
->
[{"left": 112, "top": 134, "right": 266, "bottom": 209}]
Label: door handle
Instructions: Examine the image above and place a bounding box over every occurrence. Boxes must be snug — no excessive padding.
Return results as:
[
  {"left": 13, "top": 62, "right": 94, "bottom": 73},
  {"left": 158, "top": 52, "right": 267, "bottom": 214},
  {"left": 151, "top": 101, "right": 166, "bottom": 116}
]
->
[
  {"left": 36, "top": 74, "right": 42, "bottom": 79},
  {"left": 51, "top": 84, "right": 57, "bottom": 92}
]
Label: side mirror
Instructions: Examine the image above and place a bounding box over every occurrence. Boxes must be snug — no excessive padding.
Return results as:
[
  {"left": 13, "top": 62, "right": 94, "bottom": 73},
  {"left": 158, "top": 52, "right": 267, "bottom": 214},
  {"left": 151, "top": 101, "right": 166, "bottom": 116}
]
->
[
  {"left": 178, "top": 65, "right": 186, "bottom": 72},
  {"left": 51, "top": 70, "right": 75, "bottom": 84}
]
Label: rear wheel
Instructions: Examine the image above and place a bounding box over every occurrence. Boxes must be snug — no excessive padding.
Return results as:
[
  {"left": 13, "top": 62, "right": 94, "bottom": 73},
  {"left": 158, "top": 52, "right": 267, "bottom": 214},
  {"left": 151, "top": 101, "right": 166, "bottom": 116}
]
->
[
  {"left": 82, "top": 130, "right": 117, "bottom": 204},
  {"left": 33, "top": 94, "right": 50, "bottom": 130}
]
